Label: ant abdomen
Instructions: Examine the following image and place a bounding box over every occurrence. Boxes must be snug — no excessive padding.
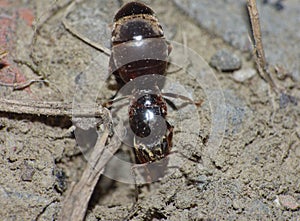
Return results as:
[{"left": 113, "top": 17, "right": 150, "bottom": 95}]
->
[{"left": 109, "top": 1, "right": 171, "bottom": 87}]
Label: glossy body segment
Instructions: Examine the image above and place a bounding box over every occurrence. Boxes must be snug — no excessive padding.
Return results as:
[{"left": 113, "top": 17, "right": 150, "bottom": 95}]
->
[
  {"left": 112, "top": 14, "right": 163, "bottom": 43},
  {"left": 114, "top": 1, "right": 155, "bottom": 21},
  {"left": 128, "top": 92, "right": 173, "bottom": 164},
  {"left": 110, "top": 38, "right": 169, "bottom": 84},
  {"left": 129, "top": 93, "right": 167, "bottom": 138},
  {"left": 109, "top": 1, "right": 171, "bottom": 88},
  {"left": 110, "top": 2, "right": 173, "bottom": 167}
]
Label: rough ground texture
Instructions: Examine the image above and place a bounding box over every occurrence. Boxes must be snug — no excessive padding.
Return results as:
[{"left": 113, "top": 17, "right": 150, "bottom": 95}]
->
[{"left": 0, "top": 0, "right": 299, "bottom": 220}]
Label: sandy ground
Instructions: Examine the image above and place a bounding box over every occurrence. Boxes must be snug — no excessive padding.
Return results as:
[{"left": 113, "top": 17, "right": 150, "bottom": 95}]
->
[{"left": 0, "top": 0, "right": 299, "bottom": 220}]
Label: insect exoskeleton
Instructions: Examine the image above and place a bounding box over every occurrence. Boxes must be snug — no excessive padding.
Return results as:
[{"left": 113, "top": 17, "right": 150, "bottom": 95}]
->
[
  {"left": 109, "top": 2, "right": 175, "bottom": 181},
  {"left": 109, "top": 1, "right": 172, "bottom": 88}
]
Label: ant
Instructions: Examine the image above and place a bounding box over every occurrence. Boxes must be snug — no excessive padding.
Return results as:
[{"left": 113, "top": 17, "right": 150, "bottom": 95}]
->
[{"left": 107, "top": 1, "right": 200, "bottom": 182}]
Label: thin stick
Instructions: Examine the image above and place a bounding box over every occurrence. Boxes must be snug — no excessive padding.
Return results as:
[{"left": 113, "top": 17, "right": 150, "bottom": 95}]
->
[
  {"left": 247, "top": 0, "right": 279, "bottom": 92},
  {"left": 31, "top": 1, "right": 72, "bottom": 57},
  {"left": 0, "top": 77, "right": 45, "bottom": 90},
  {"left": 13, "top": 59, "right": 46, "bottom": 78},
  {"left": 0, "top": 49, "right": 8, "bottom": 59},
  {"left": 62, "top": 19, "right": 111, "bottom": 56},
  {"left": 62, "top": 1, "right": 111, "bottom": 56},
  {"left": 0, "top": 98, "right": 103, "bottom": 118},
  {"left": 58, "top": 129, "right": 121, "bottom": 221}
]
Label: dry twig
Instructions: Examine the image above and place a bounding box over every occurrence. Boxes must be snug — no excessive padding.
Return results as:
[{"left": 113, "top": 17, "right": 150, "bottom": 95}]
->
[
  {"left": 13, "top": 59, "right": 47, "bottom": 78},
  {"left": 0, "top": 98, "right": 103, "bottom": 118},
  {"left": 0, "top": 49, "right": 8, "bottom": 59},
  {"left": 0, "top": 77, "right": 45, "bottom": 90},
  {"left": 58, "top": 129, "right": 121, "bottom": 221},
  {"left": 62, "top": 1, "right": 111, "bottom": 56},
  {"left": 247, "top": 0, "right": 280, "bottom": 92}
]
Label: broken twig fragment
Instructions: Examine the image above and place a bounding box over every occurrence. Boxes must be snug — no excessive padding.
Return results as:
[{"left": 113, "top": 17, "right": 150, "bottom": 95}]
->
[
  {"left": 62, "top": 0, "right": 111, "bottom": 56},
  {"left": 58, "top": 129, "right": 121, "bottom": 221},
  {"left": 247, "top": 0, "right": 279, "bottom": 92},
  {"left": 0, "top": 98, "right": 103, "bottom": 118}
]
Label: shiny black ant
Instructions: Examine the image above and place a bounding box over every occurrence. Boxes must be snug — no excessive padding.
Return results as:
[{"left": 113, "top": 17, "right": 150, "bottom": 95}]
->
[{"left": 107, "top": 1, "right": 200, "bottom": 181}]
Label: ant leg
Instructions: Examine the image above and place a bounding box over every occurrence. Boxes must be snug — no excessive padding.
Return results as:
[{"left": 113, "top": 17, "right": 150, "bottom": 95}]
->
[
  {"left": 162, "top": 92, "right": 203, "bottom": 108},
  {"left": 166, "top": 65, "right": 183, "bottom": 75},
  {"left": 102, "top": 95, "right": 131, "bottom": 108},
  {"left": 130, "top": 163, "right": 139, "bottom": 203},
  {"left": 164, "top": 98, "right": 178, "bottom": 110},
  {"left": 123, "top": 145, "right": 141, "bottom": 221},
  {"left": 166, "top": 121, "right": 174, "bottom": 153},
  {"left": 162, "top": 92, "right": 203, "bottom": 105}
]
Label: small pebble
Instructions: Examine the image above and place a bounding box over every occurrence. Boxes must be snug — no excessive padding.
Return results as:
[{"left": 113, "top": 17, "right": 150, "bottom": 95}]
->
[
  {"left": 197, "top": 175, "right": 209, "bottom": 190},
  {"left": 21, "top": 163, "right": 35, "bottom": 181},
  {"left": 232, "top": 68, "right": 256, "bottom": 82},
  {"left": 210, "top": 49, "right": 242, "bottom": 72},
  {"left": 53, "top": 168, "right": 67, "bottom": 193},
  {"left": 296, "top": 127, "right": 300, "bottom": 140},
  {"left": 279, "top": 93, "right": 298, "bottom": 109},
  {"left": 277, "top": 195, "right": 300, "bottom": 210},
  {"left": 232, "top": 199, "right": 244, "bottom": 210},
  {"left": 294, "top": 144, "right": 300, "bottom": 159}
]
